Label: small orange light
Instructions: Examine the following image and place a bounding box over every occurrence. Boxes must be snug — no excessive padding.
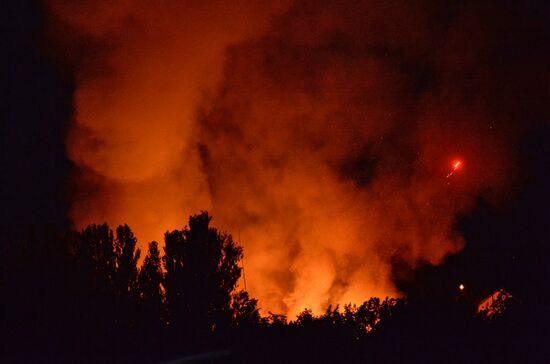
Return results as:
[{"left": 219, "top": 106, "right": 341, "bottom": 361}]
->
[{"left": 459, "top": 284, "right": 465, "bottom": 291}]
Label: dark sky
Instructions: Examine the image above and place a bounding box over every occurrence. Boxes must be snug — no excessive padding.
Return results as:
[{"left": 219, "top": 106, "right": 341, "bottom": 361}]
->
[
  {"left": 396, "top": 125, "right": 550, "bottom": 308},
  {"left": 2, "top": 0, "right": 72, "bottom": 241},
  {"left": 2, "top": 0, "right": 550, "bottom": 312}
]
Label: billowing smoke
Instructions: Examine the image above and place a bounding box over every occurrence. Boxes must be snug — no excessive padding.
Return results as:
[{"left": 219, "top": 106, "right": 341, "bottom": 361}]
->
[
  {"left": 47, "top": 1, "right": 548, "bottom": 316},
  {"left": 47, "top": 0, "right": 289, "bottom": 243}
]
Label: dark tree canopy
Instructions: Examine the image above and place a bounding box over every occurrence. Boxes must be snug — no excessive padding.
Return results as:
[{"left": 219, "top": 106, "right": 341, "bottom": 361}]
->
[
  {"left": 1, "top": 211, "right": 545, "bottom": 363},
  {"left": 138, "top": 241, "right": 163, "bottom": 307},
  {"left": 163, "top": 211, "right": 243, "bottom": 338}
]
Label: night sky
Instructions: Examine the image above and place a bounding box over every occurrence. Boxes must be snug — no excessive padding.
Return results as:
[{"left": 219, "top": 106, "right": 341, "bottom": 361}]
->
[
  {"left": 3, "top": 0, "right": 550, "bottom": 316},
  {"left": 2, "top": 0, "right": 72, "bottom": 240}
]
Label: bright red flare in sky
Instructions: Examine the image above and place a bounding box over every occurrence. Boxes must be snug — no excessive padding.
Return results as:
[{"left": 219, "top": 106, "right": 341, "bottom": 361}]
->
[{"left": 447, "top": 160, "right": 463, "bottom": 178}]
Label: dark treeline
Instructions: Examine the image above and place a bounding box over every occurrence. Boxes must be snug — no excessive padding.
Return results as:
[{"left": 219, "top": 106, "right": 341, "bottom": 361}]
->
[{"left": 0, "top": 212, "right": 546, "bottom": 363}]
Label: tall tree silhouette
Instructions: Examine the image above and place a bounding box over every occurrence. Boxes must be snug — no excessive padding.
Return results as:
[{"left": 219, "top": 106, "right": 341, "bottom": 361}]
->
[
  {"left": 163, "top": 228, "right": 186, "bottom": 329},
  {"left": 114, "top": 224, "right": 141, "bottom": 297},
  {"left": 137, "top": 241, "right": 165, "bottom": 331},
  {"left": 69, "top": 224, "right": 117, "bottom": 335},
  {"left": 68, "top": 224, "right": 141, "bottom": 337},
  {"left": 113, "top": 225, "right": 141, "bottom": 331},
  {"left": 75, "top": 224, "right": 116, "bottom": 287},
  {"left": 163, "top": 212, "right": 243, "bottom": 340}
]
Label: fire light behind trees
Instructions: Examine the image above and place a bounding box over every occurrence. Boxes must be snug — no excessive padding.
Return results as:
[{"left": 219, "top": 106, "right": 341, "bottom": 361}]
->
[{"left": 46, "top": 0, "right": 539, "bottom": 316}]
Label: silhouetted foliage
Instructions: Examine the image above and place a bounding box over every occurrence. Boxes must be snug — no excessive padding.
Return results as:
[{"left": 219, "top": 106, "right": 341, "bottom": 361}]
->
[
  {"left": 231, "top": 290, "right": 261, "bottom": 327},
  {"left": 137, "top": 241, "right": 165, "bottom": 329},
  {"left": 114, "top": 224, "right": 141, "bottom": 297},
  {"left": 2, "top": 211, "right": 547, "bottom": 363},
  {"left": 295, "top": 308, "right": 314, "bottom": 326},
  {"left": 163, "top": 211, "right": 242, "bottom": 344},
  {"left": 163, "top": 228, "right": 186, "bottom": 328},
  {"left": 263, "top": 311, "right": 288, "bottom": 326}
]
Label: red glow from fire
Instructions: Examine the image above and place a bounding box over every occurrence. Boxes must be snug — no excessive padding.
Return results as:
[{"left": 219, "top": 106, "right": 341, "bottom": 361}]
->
[{"left": 46, "top": 0, "right": 519, "bottom": 317}]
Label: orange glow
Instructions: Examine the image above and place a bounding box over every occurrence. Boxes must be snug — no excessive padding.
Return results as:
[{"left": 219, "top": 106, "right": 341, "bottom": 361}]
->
[
  {"left": 47, "top": 1, "right": 515, "bottom": 317},
  {"left": 459, "top": 284, "right": 465, "bottom": 291},
  {"left": 477, "top": 289, "right": 512, "bottom": 317}
]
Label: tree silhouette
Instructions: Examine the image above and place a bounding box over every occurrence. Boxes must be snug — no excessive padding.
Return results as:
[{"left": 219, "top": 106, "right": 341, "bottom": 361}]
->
[
  {"left": 295, "top": 308, "right": 314, "bottom": 326},
  {"left": 4, "top": 211, "right": 540, "bottom": 363},
  {"left": 137, "top": 241, "right": 165, "bottom": 330},
  {"left": 68, "top": 223, "right": 118, "bottom": 339},
  {"left": 114, "top": 224, "right": 141, "bottom": 298},
  {"left": 113, "top": 225, "right": 141, "bottom": 332},
  {"left": 66, "top": 222, "right": 142, "bottom": 358},
  {"left": 163, "top": 211, "right": 243, "bottom": 341},
  {"left": 74, "top": 224, "right": 116, "bottom": 288},
  {"left": 231, "top": 290, "right": 261, "bottom": 327},
  {"left": 162, "top": 228, "right": 186, "bottom": 330}
]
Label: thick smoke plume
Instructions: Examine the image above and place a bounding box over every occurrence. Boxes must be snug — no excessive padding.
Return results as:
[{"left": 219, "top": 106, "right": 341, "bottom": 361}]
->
[{"left": 48, "top": 1, "right": 548, "bottom": 316}]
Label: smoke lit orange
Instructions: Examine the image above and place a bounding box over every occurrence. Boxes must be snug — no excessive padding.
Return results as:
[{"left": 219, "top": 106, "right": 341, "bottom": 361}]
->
[{"left": 47, "top": 0, "right": 515, "bottom": 317}]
